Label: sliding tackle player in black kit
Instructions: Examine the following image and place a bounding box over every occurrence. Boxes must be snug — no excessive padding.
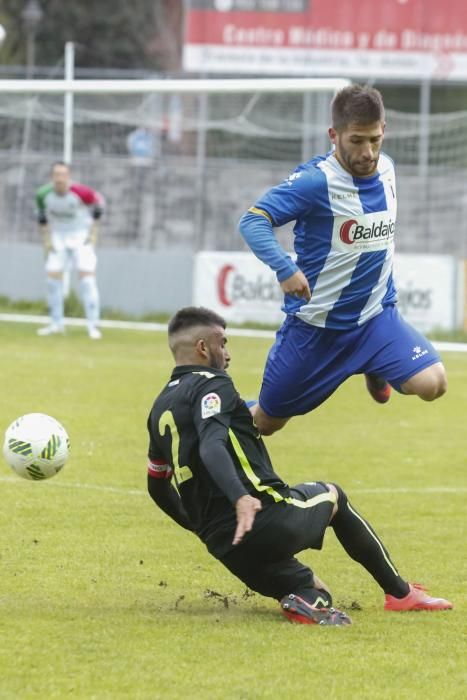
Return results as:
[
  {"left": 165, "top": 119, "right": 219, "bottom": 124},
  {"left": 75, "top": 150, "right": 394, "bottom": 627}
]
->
[{"left": 146, "top": 307, "right": 452, "bottom": 625}]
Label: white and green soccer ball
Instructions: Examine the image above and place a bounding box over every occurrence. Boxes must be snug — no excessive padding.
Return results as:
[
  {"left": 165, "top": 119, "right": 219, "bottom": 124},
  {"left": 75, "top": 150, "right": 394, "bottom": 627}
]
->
[{"left": 3, "top": 413, "right": 69, "bottom": 480}]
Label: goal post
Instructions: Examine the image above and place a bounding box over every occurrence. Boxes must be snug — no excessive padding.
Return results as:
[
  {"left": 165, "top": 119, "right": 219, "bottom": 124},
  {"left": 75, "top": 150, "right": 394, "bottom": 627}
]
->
[
  {"left": 0, "top": 76, "right": 350, "bottom": 165},
  {"left": 0, "top": 76, "right": 350, "bottom": 162},
  {"left": 0, "top": 77, "right": 351, "bottom": 95}
]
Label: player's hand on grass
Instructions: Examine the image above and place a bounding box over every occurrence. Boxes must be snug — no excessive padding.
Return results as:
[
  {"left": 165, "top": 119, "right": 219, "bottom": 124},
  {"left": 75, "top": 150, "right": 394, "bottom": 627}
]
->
[
  {"left": 233, "top": 495, "right": 262, "bottom": 545},
  {"left": 280, "top": 270, "right": 311, "bottom": 301}
]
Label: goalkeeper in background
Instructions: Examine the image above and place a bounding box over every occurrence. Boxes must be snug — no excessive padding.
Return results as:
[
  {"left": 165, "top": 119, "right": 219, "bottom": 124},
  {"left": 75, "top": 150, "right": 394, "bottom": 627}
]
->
[{"left": 36, "top": 161, "right": 104, "bottom": 340}]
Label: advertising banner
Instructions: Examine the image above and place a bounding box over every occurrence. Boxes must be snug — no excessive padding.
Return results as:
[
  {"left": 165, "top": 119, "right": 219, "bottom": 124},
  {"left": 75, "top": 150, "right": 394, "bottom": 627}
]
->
[
  {"left": 184, "top": 0, "right": 467, "bottom": 80},
  {"left": 193, "top": 251, "right": 459, "bottom": 331},
  {"left": 392, "top": 254, "right": 458, "bottom": 332},
  {"left": 193, "top": 251, "right": 285, "bottom": 325}
]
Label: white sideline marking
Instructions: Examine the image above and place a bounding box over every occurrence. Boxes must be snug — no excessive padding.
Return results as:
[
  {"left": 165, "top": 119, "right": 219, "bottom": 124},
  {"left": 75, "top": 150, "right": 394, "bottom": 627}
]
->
[
  {"left": 0, "top": 474, "right": 146, "bottom": 496},
  {"left": 1, "top": 312, "right": 466, "bottom": 351},
  {"left": 0, "top": 475, "right": 465, "bottom": 496},
  {"left": 350, "top": 486, "right": 466, "bottom": 494}
]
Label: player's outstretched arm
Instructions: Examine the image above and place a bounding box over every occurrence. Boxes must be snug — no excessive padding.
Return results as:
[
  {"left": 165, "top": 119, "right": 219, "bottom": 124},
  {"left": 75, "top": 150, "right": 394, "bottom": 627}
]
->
[
  {"left": 39, "top": 223, "right": 52, "bottom": 255},
  {"left": 199, "top": 431, "right": 261, "bottom": 545},
  {"left": 147, "top": 474, "right": 195, "bottom": 532},
  {"left": 238, "top": 210, "right": 298, "bottom": 282},
  {"left": 87, "top": 220, "right": 100, "bottom": 246},
  {"left": 89, "top": 195, "right": 104, "bottom": 245}
]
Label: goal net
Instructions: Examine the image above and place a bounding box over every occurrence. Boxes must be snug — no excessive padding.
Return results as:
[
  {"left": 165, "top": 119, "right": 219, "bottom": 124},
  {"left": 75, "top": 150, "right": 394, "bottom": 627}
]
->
[{"left": 0, "top": 78, "right": 466, "bottom": 257}]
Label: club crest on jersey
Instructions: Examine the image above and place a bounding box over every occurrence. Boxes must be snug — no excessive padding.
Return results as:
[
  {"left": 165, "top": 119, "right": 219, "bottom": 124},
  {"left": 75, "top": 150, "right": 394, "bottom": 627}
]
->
[{"left": 201, "top": 392, "right": 221, "bottom": 419}]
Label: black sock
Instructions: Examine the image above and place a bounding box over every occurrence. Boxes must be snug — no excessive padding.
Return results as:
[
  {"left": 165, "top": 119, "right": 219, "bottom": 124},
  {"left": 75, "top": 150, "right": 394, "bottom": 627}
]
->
[{"left": 331, "top": 485, "right": 410, "bottom": 599}]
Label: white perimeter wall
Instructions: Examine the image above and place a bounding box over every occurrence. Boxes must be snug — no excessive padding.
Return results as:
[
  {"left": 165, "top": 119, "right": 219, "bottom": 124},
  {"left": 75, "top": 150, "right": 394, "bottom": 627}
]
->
[{"left": 0, "top": 244, "right": 193, "bottom": 315}]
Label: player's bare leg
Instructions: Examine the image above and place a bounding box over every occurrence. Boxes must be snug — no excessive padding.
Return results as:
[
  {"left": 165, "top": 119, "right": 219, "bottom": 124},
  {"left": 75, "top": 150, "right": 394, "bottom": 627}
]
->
[
  {"left": 312, "top": 573, "right": 331, "bottom": 596},
  {"left": 37, "top": 271, "right": 66, "bottom": 335},
  {"left": 401, "top": 362, "right": 447, "bottom": 400},
  {"left": 79, "top": 270, "right": 101, "bottom": 340},
  {"left": 365, "top": 362, "right": 446, "bottom": 404}
]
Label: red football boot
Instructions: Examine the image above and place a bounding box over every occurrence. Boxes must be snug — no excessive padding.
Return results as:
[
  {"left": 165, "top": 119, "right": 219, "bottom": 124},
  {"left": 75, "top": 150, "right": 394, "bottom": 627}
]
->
[
  {"left": 384, "top": 583, "right": 453, "bottom": 611},
  {"left": 365, "top": 373, "right": 391, "bottom": 404}
]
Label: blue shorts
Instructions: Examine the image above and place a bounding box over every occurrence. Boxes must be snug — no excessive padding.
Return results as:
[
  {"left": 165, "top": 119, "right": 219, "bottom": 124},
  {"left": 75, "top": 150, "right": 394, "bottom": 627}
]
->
[{"left": 259, "top": 305, "right": 441, "bottom": 417}]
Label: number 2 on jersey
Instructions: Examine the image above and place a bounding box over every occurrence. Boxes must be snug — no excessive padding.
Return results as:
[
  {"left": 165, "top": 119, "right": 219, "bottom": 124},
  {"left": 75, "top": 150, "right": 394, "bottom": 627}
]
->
[{"left": 158, "top": 410, "right": 193, "bottom": 485}]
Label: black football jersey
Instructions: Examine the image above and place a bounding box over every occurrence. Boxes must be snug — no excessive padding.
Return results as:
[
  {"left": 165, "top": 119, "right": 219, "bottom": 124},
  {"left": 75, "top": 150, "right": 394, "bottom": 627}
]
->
[{"left": 147, "top": 364, "right": 290, "bottom": 555}]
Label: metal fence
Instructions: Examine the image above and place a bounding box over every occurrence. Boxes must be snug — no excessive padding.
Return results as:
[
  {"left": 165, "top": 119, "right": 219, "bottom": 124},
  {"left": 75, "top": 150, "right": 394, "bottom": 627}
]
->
[{"left": 1, "top": 89, "right": 467, "bottom": 257}]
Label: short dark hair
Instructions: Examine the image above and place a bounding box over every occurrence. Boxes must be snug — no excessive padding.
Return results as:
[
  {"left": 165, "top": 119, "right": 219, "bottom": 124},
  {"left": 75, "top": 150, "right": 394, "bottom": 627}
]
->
[
  {"left": 331, "top": 84, "right": 385, "bottom": 131},
  {"left": 51, "top": 161, "right": 70, "bottom": 172},
  {"left": 168, "top": 307, "right": 226, "bottom": 337}
]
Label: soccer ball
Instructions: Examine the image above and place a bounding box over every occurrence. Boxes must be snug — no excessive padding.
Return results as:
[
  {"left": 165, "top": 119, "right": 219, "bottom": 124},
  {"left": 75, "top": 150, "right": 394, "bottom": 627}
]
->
[{"left": 3, "top": 413, "right": 69, "bottom": 480}]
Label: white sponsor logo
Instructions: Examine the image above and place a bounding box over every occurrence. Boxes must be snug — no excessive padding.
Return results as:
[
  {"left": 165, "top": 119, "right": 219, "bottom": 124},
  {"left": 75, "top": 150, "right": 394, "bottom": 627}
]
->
[
  {"left": 330, "top": 191, "right": 359, "bottom": 200},
  {"left": 412, "top": 345, "right": 429, "bottom": 360},
  {"left": 201, "top": 392, "right": 222, "bottom": 419},
  {"left": 285, "top": 172, "right": 303, "bottom": 186}
]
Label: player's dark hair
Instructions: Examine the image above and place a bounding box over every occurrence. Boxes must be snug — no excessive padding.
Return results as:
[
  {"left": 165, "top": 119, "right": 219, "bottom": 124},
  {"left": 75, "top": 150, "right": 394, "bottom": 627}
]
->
[
  {"left": 51, "top": 160, "right": 70, "bottom": 172},
  {"left": 331, "top": 85, "right": 385, "bottom": 131},
  {"left": 168, "top": 307, "right": 226, "bottom": 336}
]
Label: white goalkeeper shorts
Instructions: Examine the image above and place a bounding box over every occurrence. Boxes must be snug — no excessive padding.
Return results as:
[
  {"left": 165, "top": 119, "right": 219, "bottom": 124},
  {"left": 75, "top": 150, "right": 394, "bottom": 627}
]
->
[{"left": 45, "top": 243, "right": 97, "bottom": 275}]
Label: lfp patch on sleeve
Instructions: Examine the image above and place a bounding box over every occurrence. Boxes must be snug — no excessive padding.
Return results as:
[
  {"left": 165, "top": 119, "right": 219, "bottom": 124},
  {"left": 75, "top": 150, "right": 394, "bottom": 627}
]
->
[{"left": 201, "top": 392, "right": 221, "bottom": 419}]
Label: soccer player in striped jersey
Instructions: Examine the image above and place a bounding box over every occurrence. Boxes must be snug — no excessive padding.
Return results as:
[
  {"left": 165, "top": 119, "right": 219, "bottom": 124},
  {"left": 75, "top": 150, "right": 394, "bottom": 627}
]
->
[
  {"left": 36, "top": 161, "right": 104, "bottom": 340},
  {"left": 146, "top": 307, "right": 452, "bottom": 625},
  {"left": 239, "top": 84, "right": 447, "bottom": 435}
]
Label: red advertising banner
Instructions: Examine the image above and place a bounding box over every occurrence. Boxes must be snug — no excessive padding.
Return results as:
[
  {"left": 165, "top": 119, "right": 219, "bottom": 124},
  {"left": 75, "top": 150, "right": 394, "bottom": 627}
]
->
[{"left": 183, "top": 0, "right": 467, "bottom": 80}]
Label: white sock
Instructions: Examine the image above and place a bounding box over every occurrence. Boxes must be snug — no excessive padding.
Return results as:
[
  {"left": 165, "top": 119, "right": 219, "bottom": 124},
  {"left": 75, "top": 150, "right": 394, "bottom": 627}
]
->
[
  {"left": 46, "top": 277, "right": 64, "bottom": 327},
  {"left": 79, "top": 275, "right": 100, "bottom": 328}
]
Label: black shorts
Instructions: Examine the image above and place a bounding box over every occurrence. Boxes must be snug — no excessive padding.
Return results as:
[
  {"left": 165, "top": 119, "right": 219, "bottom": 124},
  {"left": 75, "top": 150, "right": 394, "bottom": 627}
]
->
[{"left": 215, "top": 481, "right": 335, "bottom": 601}]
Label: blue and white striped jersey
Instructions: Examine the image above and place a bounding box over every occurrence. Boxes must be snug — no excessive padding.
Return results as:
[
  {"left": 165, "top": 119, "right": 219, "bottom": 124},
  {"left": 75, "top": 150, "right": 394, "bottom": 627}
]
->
[{"left": 239, "top": 151, "right": 398, "bottom": 330}]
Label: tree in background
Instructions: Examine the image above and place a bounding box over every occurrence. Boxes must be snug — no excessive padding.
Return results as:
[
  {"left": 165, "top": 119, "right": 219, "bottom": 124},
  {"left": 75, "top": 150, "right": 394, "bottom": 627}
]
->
[{"left": 0, "top": 0, "right": 183, "bottom": 72}]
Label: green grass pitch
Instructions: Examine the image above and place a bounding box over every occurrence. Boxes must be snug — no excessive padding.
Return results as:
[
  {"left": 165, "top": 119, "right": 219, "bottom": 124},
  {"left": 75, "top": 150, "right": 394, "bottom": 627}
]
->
[{"left": 0, "top": 320, "right": 466, "bottom": 699}]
